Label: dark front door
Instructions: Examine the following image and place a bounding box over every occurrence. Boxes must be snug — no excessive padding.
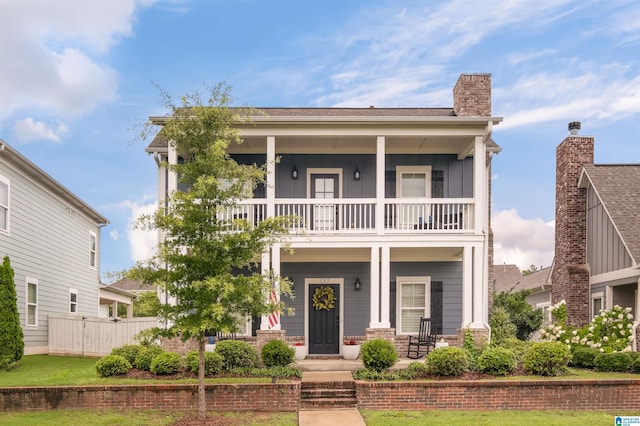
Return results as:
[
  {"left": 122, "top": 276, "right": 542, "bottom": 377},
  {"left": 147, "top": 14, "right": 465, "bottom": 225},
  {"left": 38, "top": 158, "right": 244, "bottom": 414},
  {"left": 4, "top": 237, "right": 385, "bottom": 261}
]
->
[{"left": 308, "top": 283, "right": 340, "bottom": 354}]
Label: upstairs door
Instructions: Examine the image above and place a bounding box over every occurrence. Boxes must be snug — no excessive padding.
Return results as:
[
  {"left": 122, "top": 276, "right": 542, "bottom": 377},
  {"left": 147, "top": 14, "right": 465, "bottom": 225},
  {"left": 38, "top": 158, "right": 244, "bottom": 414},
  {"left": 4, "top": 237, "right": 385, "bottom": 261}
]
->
[
  {"left": 308, "top": 283, "right": 341, "bottom": 354},
  {"left": 396, "top": 166, "right": 431, "bottom": 229},
  {"left": 311, "top": 174, "right": 339, "bottom": 230}
]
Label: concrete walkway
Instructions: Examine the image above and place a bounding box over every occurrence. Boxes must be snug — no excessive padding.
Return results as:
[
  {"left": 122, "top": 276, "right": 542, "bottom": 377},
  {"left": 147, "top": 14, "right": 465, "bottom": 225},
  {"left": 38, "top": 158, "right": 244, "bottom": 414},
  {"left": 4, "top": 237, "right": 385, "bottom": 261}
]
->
[{"left": 298, "top": 371, "right": 366, "bottom": 426}]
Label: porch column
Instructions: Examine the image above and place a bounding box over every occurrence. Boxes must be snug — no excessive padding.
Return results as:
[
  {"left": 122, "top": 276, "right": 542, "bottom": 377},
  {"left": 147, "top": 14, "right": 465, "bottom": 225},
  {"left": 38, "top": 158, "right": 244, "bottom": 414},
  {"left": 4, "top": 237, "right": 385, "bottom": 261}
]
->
[
  {"left": 270, "top": 244, "right": 282, "bottom": 330},
  {"left": 266, "top": 136, "right": 276, "bottom": 219},
  {"left": 376, "top": 136, "right": 385, "bottom": 235},
  {"left": 369, "top": 246, "right": 381, "bottom": 327},
  {"left": 462, "top": 245, "right": 473, "bottom": 326},
  {"left": 380, "top": 246, "right": 391, "bottom": 327},
  {"left": 167, "top": 141, "right": 178, "bottom": 194},
  {"left": 260, "top": 250, "right": 271, "bottom": 330},
  {"left": 472, "top": 244, "right": 484, "bottom": 327},
  {"left": 473, "top": 135, "right": 485, "bottom": 234}
]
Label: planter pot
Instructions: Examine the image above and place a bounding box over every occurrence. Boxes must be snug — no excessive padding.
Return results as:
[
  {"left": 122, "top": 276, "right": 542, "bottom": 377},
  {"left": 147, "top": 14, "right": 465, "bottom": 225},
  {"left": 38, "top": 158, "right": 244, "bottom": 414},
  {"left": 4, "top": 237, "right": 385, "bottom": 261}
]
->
[
  {"left": 293, "top": 345, "right": 307, "bottom": 360},
  {"left": 342, "top": 344, "right": 361, "bottom": 360}
]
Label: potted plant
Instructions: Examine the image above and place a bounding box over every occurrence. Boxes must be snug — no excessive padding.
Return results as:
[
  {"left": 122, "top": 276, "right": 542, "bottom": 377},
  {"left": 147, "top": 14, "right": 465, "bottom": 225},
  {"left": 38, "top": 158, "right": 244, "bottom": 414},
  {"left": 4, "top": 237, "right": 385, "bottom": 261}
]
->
[
  {"left": 342, "top": 339, "right": 361, "bottom": 360},
  {"left": 292, "top": 342, "right": 307, "bottom": 360}
]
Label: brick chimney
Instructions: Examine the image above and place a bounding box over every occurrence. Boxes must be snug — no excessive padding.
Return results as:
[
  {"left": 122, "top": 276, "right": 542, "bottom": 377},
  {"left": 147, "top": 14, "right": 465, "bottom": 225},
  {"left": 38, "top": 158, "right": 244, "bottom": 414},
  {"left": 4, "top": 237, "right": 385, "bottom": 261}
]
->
[
  {"left": 453, "top": 73, "right": 491, "bottom": 116},
  {"left": 552, "top": 121, "right": 594, "bottom": 326}
]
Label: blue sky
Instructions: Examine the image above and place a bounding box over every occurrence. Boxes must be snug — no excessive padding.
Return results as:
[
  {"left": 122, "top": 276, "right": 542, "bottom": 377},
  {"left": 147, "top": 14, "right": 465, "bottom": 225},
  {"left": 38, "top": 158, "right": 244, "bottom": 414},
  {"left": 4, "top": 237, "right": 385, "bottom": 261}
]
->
[{"left": 1, "top": 0, "right": 639, "bottom": 279}]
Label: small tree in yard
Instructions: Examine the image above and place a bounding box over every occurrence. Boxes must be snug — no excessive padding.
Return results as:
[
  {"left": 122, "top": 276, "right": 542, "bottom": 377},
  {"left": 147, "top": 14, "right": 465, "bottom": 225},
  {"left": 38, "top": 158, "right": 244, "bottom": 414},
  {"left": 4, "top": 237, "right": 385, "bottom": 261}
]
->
[
  {"left": 0, "top": 256, "right": 24, "bottom": 369},
  {"left": 129, "top": 84, "right": 293, "bottom": 419},
  {"left": 493, "top": 290, "right": 543, "bottom": 341}
]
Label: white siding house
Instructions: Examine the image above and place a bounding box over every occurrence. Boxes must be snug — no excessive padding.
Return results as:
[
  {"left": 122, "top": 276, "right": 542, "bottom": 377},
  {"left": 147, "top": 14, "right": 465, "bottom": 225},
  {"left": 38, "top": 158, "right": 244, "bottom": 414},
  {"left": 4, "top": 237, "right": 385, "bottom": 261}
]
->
[
  {"left": 0, "top": 139, "right": 109, "bottom": 354},
  {"left": 146, "top": 74, "right": 502, "bottom": 353}
]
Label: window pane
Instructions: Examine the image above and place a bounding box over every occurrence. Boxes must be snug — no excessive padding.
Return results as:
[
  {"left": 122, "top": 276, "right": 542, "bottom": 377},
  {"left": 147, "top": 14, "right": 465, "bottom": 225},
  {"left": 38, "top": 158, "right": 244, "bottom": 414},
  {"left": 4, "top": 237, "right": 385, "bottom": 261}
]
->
[
  {"left": 90, "top": 235, "right": 96, "bottom": 251},
  {"left": 28, "top": 306, "right": 36, "bottom": 325},
  {"left": 401, "top": 309, "right": 423, "bottom": 333},
  {"left": 0, "top": 208, "right": 6, "bottom": 230},
  {"left": 28, "top": 283, "right": 37, "bottom": 303},
  {"left": 593, "top": 298, "right": 602, "bottom": 315},
  {"left": 401, "top": 283, "right": 425, "bottom": 308},
  {"left": 401, "top": 173, "right": 426, "bottom": 197},
  {"left": 0, "top": 182, "right": 7, "bottom": 205},
  {"left": 70, "top": 292, "right": 77, "bottom": 303}
]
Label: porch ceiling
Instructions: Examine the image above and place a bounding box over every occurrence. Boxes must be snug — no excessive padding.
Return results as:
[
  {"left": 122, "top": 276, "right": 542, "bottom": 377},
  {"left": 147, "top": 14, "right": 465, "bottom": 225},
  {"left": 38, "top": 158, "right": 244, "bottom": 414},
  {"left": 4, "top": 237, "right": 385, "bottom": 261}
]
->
[
  {"left": 280, "top": 247, "right": 463, "bottom": 262},
  {"left": 231, "top": 135, "right": 476, "bottom": 155}
]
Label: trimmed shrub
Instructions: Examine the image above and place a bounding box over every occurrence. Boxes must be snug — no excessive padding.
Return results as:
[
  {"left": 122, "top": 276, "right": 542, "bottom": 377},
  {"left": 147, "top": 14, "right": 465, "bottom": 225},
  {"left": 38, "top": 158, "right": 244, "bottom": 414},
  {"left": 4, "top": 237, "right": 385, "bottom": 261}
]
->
[
  {"left": 215, "top": 340, "right": 259, "bottom": 370},
  {"left": 630, "top": 357, "right": 640, "bottom": 374},
  {"left": 593, "top": 352, "right": 632, "bottom": 372},
  {"left": 489, "top": 306, "right": 517, "bottom": 347},
  {"left": 498, "top": 338, "right": 532, "bottom": 364},
  {"left": 133, "top": 345, "right": 164, "bottom": 371},
  {"left": 261, "top": 339, "right": 295, "bottom": 367},
  {"left": 150, "top": 351, "right": 182, "bottom": 375},
  {"left": 477, "top": 347, "right": 517, "bottom": 376},
  {"left": 570, "top": 347, "right": 601, "bottom": 369},
  {"left": 185, "top": 350, "right": 223, "bottom": 375},
  {"left": 425, "top": 347, "right": 469, "bottom": 377},
  {"left": 111, "top": 344, "right": 144, "bottom": 364},
  {"left": 0, "top": 256, "right": 24, "bottom": 369},
  {"left": 361, "top": 339, "right": 399, "bottom": 372},
  {"left": 523, "top": 342, "right": 571, "bottom": 376},
  {"left": 96, "top": 355, "right": 132, "bottom": 377}
]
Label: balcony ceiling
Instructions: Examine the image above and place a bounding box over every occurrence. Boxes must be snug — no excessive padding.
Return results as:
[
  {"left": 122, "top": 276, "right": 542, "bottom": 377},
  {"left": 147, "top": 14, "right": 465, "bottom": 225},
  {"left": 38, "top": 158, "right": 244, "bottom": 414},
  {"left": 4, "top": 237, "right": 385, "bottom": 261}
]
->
[{"left": 281, "top": 247, "right": 463, "bottom": 262}]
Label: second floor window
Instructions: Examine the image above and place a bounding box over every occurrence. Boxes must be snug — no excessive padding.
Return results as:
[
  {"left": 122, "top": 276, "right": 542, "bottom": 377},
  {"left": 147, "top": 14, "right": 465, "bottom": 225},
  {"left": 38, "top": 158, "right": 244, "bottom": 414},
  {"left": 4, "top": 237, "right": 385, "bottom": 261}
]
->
[
  {"left": 0, "top": 175, "right": 9, "bottom": 233},
  {"left": 89, "top": 231, "right": 97, "bottom": 268},
  {"left": 69, "top": 289, "right": 78, "bottom": 314}
]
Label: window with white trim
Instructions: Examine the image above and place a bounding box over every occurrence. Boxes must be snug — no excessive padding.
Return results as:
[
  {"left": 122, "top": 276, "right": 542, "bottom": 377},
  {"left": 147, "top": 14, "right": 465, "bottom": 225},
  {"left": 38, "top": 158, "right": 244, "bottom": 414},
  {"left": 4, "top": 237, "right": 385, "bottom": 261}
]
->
[
  {"left": 397, "top": 276, "right": 431, "bottom": 334},
  {"left": 0, "top": 174, "right": 9, "bottom": 233},
  {"left": 89, "top": 231, "right": 97, "bottom": 268},
  {"left": 26, "top": 278, "right": 38, "bottom": 327},
  {"left": 537, "top": 301, "right": 551, "bottom": 324},
  {"left": 592, "top": 292, "right": 604, "bottom": 319},
  {"left": 69, "top": 288, "right": 78, "bottom": 314}
]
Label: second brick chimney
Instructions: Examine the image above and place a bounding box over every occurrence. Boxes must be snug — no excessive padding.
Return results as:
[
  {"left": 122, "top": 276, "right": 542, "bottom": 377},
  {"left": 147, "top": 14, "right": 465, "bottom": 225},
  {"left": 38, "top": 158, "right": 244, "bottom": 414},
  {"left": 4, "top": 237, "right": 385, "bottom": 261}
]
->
[
  {"left": 552, "top": 121, "right": 594, "bottom": 326},
  {"left": 453, "top": 73, "right": 491, "bottom": 116}
]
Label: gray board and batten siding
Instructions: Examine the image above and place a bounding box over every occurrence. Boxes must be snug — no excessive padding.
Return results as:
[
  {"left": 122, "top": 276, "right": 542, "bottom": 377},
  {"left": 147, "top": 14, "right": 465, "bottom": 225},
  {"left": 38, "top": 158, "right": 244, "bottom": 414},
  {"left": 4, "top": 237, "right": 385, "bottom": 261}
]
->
[
  {"left": 280, "top": 261, "right": 462, "bottom": 337},
  {"left": 229, "top": 153, "right": 474, "bottom": 199},
  {"left": 0, "top": 143, "right": 108, "bottom": 354}
]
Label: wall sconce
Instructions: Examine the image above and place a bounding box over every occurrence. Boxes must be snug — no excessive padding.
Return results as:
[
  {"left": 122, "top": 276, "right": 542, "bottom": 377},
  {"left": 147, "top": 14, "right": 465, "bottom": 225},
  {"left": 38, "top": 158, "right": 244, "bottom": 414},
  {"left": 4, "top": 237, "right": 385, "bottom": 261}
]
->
[
  {"left": 353, "top": 167, "right": 361, "bottom": 181},
  {"left": 292, "top": 166, "right": 299, "bottom": 180},
  {"left": 354, "top": 276, "right": 362, "bottom": 291}
]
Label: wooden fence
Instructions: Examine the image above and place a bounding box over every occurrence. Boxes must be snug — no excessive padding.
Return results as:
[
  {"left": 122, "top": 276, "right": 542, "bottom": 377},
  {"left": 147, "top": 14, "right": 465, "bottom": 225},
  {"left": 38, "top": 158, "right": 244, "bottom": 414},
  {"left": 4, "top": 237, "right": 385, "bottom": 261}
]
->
[{"left": 48, "top": 315, "right": 157, "bottom": 357}]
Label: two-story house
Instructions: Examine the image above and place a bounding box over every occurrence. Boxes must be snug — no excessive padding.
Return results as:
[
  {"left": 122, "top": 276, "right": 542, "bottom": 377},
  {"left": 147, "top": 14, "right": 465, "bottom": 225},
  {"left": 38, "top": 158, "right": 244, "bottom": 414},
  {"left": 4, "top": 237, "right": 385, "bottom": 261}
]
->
[
  {"left": 553, "top": 122, "right": 640, "bottom": 348},
  {"left": 0, "top": 139, "right": 109, "bottom": 354},
  {"left": 146, "top": 73, "right": 502, "bottom": 355}
]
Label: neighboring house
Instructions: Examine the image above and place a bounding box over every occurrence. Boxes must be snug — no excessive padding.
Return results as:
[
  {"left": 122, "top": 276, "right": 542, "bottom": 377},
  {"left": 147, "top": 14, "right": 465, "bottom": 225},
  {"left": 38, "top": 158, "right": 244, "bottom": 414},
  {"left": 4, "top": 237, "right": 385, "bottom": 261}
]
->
[
  {"left": 145, "top": 73, "right": 502, "bottom": 354},
  {"left": 0, "top": 139, "right": 109, "bottom": 355},
  {"left": 99, "top": 283, "right": 135, "bottom": 319},
  {"left": 553, "top": 122, "right": 640, "bottom": 347},
  {"left": 110, "top": 278, "right": 155, "bottom": 296},
  {"left": 492, "top": 264, "right": 552, "bottom": 325}
]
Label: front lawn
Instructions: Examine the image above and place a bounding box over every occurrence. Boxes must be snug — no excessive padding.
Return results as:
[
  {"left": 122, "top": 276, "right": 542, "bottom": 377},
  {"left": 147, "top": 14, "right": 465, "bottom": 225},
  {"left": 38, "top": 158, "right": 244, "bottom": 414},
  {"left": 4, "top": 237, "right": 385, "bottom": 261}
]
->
[{"left": 0, "top": 355, "right": 274, "bottom": 387}]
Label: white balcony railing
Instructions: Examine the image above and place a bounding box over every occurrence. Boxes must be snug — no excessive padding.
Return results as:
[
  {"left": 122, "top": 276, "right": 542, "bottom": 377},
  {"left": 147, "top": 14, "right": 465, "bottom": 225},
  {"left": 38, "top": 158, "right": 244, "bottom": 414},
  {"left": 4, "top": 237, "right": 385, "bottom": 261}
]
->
[{"left": 217, "top": 198, "right": 474, "bottom": 234}]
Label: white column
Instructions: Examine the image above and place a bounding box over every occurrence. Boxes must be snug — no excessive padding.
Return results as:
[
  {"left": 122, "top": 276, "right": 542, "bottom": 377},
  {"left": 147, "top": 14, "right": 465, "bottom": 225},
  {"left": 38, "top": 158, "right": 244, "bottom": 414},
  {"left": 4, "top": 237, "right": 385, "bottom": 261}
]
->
[
  {"left": 472, "top": 244, "right": 484, "bottom": 327},
  {"left": 369, "top": 246, "right": 380, "bottom": 327},
  {"left": 473, "top": 135, "right": 485, "bottom": 234},
  {"left": 266, "top": 136, "right": 276, "bottom": 219},
  {"left": 380, "top": 246, "right": 391, "bottom": 327},
  {"left": 260, "top": 250, "right": 271, "bottom": 330},
  {"left": 167, "top": 142, "right": 178, "bottom": 194},
  {"left": 270, "top": 244, "right": 281, "bottom": 330},
  {"left": 376, "top": 136, "right": 386, "bottom": 235},
  {"left": 462, "top": 245, "right": 473, "bottom": 326}
]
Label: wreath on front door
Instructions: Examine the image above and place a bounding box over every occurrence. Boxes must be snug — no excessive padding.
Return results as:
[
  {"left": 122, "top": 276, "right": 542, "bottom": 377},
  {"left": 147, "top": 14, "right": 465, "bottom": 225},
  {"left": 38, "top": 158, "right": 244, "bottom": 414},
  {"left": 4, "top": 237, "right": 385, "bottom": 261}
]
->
[{"left": 312, "top": 286, "right": 335, "bottom": 311}]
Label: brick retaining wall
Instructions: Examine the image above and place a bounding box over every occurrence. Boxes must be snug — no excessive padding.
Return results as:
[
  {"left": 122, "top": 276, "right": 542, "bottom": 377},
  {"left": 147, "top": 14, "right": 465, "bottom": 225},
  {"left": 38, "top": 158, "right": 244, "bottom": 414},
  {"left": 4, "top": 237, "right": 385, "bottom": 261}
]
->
[
  {"left": 3, "top": 379, "right": 640, "bottom": 412},
  {"left": 356, "top": 379, "right": 640, "bottom": 411}
]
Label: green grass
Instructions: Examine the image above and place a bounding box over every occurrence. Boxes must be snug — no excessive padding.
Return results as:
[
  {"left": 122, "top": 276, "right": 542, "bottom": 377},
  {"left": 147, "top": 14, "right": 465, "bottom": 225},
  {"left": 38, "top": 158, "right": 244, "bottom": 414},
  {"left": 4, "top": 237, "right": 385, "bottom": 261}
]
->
[
  {"left": 0, "top": 410, "right": 296, "bottom": 426},
  {"left": 0, "top": 355, "right": 273, "bottom": 387},
  {"left": 361, "top": 410, "right": 639, "bottom": 425}
]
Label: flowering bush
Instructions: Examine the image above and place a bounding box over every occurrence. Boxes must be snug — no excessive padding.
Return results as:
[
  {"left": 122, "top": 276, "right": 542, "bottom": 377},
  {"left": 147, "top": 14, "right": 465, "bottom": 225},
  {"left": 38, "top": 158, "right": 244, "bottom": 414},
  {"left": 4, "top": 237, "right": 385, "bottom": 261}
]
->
[
  {"left": 540, "top": 302, "right": 634, "bottom": 353},
  {"left": 293, "top": 342, "right": 305, "bottom": 346},
  {"left": 344, "top": 339, "right": 358, "bottom": 345}
]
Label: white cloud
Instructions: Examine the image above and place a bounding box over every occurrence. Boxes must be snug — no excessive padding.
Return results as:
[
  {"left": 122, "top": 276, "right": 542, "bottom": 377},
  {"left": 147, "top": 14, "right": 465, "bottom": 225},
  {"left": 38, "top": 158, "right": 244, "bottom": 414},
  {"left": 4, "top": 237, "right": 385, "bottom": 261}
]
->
[
  {"left": 492, "top": 209, "right": 555, "bottom": 271},
  {"left": 109, "top": 229, "right": 124, "bottom": 241},
  {"left": 122, "top": 199, "right": 157, "bottom": 263},
  {"left": 12, "top": 118, "right": 69, "bottom": 143},
  {"left": 0, "top": 0, "right": 156, "bottom": 120}
]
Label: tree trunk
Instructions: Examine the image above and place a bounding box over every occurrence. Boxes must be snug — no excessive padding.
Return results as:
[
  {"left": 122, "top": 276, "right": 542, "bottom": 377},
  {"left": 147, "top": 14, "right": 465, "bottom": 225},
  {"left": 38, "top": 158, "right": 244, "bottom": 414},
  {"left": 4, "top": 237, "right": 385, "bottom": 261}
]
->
[{"left": 198, "top": 336, "right": 206, "bottom": 418}]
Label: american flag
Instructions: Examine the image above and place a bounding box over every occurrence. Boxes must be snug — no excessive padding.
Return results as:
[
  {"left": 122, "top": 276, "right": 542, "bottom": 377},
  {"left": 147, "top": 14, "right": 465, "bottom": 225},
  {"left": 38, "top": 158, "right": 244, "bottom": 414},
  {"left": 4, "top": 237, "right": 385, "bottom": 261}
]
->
[{"left": 268, "top": 288, "right": 279, "bottom": 329}]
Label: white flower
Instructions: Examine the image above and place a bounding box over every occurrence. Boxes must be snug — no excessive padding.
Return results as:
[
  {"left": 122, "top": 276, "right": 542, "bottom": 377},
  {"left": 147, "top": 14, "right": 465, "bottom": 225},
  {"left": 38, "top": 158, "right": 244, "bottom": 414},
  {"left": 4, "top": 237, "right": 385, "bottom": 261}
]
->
[
  {"left": 625, "top": 307, "right": 632, "bottom": 313},
  {"left": 618, "top": 314, "right": 624, "bottom": 319},
  {"left": 589, "top": 326, "right": 594, "bottom": 332},
  {"left": 603, "top": 336, "right": 609, "bottom": 342},
  {"left": 619, "top": 324, "right": 624, "bottom": 329},
  {"left": 629, "top": 336, "right": 635, "bottom": 341},
  {"left": 627, "top": 314, "right": 634, "bottom": 320},
  {"left": 600, "top": 348, "right": 605, "bottom": 352},
  {"left": 564, "top": 339, "right": 570, "bottom": 344},
  {"left": 621, "top": 330, "right": 626, "bottom": 336},
  {"left": 628, "top": 324, "right": 633, "bottom": 329}
]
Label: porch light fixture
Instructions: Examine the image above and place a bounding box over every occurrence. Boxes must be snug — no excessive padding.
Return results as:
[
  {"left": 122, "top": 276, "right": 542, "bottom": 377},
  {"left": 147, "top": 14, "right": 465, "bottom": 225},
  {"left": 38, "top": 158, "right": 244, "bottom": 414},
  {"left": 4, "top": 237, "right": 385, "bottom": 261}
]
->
[
  {"left": 353, "top": 167, "right": 361, "bottom": 181},
  {"left": 292, "top": 166, "right": 299, "bottom": 180},
  {"left": 354, "top": 276, "right": 362, "bottom": 291}
]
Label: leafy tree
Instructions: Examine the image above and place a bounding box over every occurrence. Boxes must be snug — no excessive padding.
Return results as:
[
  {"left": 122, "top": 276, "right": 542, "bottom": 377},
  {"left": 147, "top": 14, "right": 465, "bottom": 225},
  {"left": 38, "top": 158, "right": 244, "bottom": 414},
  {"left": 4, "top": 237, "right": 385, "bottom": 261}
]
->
[
  {"left": 129, "top": 84, "right": 293, "bottom": 418},
  {"left": 521, "top": 264, "right": 539, "bottom": 276},
  {"left": 0, "top": 256, "right": 24, "bottom": 369},
  {"left": 493, "top": 290, "right": 543, "bottom": 341},
  {"left": 133, "top": 292, "right": 160, "bottom": 317}
]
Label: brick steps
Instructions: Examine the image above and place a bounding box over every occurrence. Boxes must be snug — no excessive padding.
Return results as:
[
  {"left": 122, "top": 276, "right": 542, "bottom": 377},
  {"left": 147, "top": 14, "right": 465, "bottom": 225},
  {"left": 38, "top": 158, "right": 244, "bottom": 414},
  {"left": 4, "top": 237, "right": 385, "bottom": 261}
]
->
[{"left": 300, "top": 381, "right": 357, "bottom": 410}]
